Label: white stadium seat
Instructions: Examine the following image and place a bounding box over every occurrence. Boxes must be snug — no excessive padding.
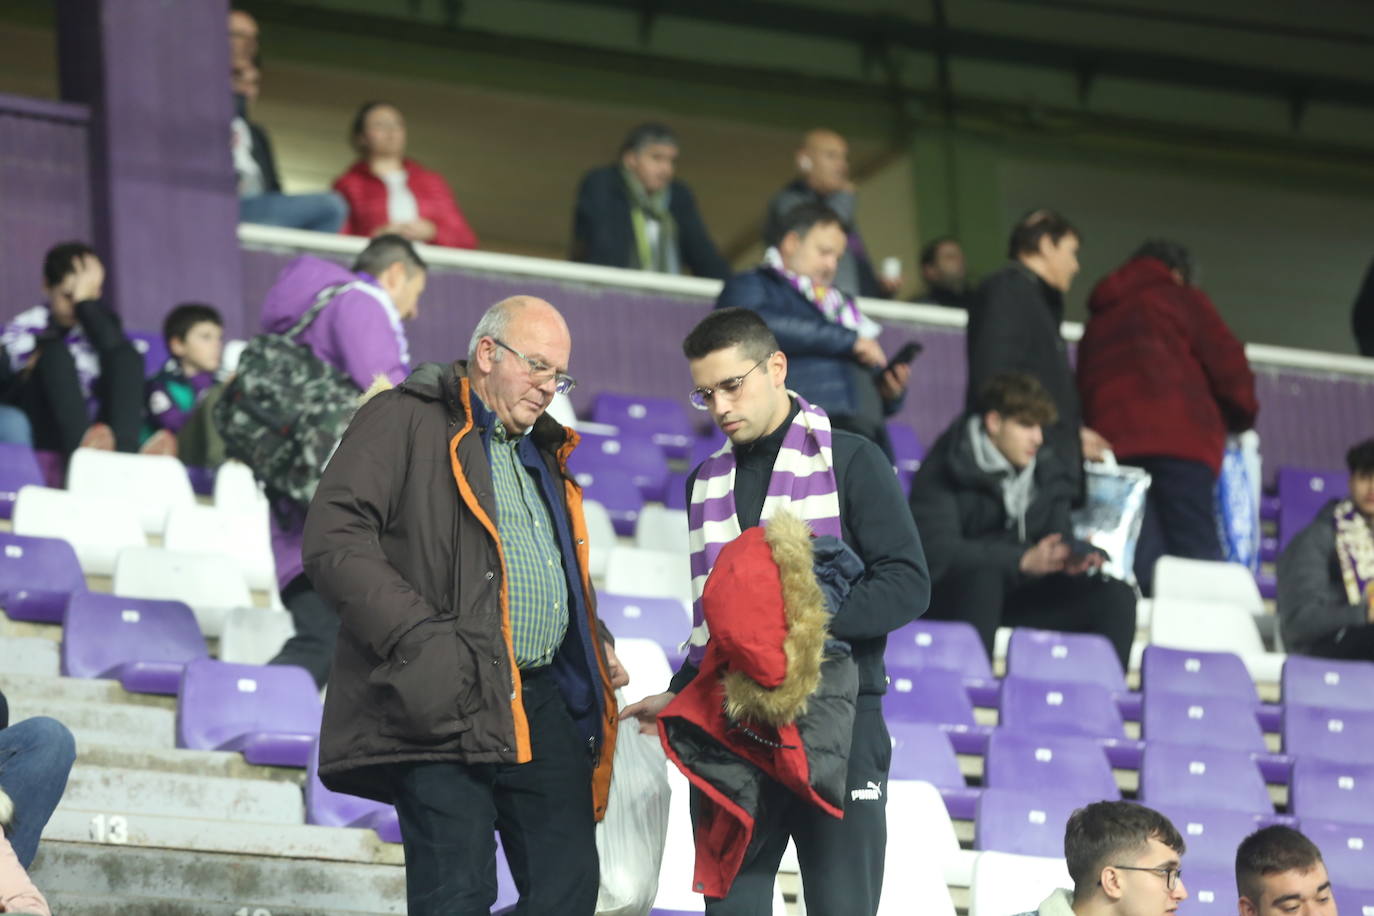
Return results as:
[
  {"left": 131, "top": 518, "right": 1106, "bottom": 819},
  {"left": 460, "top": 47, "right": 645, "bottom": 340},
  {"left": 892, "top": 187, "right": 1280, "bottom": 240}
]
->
[
  {"left": 66, "top": 447, "right": 194, "bottom": 534},
  {"left": 112, "top": 547, "right": 253, "bottom": 637},
  {"left": 13, "top": 485, "right": 144, "bottom": 576}
]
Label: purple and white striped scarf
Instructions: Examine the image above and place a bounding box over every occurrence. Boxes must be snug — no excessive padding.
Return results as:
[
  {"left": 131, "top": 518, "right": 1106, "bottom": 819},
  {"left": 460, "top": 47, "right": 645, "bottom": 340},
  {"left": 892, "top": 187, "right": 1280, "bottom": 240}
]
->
[
  {"left": 762, "top": 246, "right": 866, "bottom": 331},
  {"left": 685, "top": 394, "right": 841, "bottom": 665}
]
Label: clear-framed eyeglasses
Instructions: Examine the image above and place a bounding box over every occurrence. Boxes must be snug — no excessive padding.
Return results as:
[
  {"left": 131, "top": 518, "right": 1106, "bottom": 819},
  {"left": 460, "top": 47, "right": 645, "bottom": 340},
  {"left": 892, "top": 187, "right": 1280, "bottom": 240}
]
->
[
  {"left": 493, "top": 339, "right": 576, "bottom": 394},
  {"left": 1110, "top": 865, "right": 1183, "bottom": 892},
  {"left": 688, "top": 356, "right": 770, "bottom": 411}
]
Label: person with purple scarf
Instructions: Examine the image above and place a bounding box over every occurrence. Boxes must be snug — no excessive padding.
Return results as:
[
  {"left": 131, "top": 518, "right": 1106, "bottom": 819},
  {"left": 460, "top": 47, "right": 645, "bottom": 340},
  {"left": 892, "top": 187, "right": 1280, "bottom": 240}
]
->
[
  {"left": 257, "top": 234, "right": 427, "bottom": 687},
  {"left": 621, "top": 308, "right": 928, "bottom": 914},
  {"left": 1278, "top": 437, "right": 1374, "bottom": 660}
]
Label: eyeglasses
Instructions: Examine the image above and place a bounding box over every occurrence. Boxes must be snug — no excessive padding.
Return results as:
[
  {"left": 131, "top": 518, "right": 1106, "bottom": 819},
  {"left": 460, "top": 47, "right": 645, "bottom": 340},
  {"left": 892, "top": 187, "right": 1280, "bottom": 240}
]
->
[
  {"left": 688, "top": 357, "right": 770, "bottom": 411},
  {"left": 1111, "top": 865, "right": 1183, "bottom": 892},
  {"left": 492, "top": 339, "right": 576, "bottom": 395}
]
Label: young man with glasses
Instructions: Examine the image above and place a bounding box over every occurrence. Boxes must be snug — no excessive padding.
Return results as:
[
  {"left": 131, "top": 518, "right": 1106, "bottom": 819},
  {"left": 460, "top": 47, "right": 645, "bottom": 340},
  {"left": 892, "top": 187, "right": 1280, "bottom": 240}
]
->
[
  {"left": 621, "top": 307, "right": 929, "bottom": 914},
  {"left": 302, "top": 295, "right": 628, "bottom": 915},
  {"left": 1015, "top": 800, "right": 1188, "bottom": 916},
  {"left": 1236, "top": 826, "right": 1339, "bottom": 916}
]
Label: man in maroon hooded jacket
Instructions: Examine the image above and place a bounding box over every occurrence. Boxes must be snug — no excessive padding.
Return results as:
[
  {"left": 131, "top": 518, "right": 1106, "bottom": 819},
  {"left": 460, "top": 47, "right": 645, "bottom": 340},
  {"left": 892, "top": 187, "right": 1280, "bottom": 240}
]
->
[{"left": 1077, "top": 240, "right": 1258, "bottom": 595}]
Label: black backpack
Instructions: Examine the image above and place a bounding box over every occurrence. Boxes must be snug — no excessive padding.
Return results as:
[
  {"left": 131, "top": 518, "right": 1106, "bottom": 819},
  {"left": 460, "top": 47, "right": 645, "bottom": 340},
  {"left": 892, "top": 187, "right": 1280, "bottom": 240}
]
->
[{"left": 213, "top": 283, "right": 363, "bottom": 506}]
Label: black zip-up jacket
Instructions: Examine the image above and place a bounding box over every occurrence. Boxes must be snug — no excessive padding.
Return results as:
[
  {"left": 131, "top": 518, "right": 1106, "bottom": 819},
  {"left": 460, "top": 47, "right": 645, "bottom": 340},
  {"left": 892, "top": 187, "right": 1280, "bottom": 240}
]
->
[{"left": 670, "top": 401, "right": 930, "bottom": 697}]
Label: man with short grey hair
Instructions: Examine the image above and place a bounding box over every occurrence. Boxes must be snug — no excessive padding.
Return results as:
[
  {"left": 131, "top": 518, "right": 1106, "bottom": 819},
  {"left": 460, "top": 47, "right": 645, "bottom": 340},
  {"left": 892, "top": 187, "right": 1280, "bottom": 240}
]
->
[{"left": 305, "top": 296, "right": 628, "bottom": 915}]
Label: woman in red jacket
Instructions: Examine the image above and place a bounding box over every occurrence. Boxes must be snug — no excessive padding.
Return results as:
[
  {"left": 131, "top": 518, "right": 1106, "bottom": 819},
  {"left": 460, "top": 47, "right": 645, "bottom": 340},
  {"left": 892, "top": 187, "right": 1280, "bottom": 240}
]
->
[{"left": 332, "top": 101, "right": 479, "bottom": 249}]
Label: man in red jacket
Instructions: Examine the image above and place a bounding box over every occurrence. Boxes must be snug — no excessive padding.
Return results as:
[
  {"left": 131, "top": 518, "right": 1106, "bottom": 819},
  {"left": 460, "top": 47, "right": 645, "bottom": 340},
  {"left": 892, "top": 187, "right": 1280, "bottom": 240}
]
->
[{"left": 1077, "top": 240, "right": 1258, "bottom": 595}]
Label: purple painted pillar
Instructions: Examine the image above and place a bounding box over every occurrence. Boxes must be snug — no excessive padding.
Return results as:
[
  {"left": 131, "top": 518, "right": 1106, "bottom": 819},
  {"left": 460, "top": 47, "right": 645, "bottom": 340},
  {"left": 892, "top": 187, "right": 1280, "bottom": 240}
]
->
[{"left": 55, "top": 0, "right": 243, "bottom": 336}]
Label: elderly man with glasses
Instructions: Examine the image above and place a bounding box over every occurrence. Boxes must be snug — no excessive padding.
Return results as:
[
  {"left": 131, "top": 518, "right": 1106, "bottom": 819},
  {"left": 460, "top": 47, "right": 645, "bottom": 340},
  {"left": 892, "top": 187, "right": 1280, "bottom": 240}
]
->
[
  {"left": 622, "top": 307, "right": 929, "bottom": 914},
  {"left": 302, "top": 295, "right": 628, "bottom": 916}
]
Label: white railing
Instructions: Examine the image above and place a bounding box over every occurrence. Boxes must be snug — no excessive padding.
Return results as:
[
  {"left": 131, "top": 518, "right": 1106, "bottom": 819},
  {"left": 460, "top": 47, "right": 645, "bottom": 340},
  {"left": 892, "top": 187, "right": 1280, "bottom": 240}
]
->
[{"left": 239, "top": 223, "right": 1374, "bottom": 378}]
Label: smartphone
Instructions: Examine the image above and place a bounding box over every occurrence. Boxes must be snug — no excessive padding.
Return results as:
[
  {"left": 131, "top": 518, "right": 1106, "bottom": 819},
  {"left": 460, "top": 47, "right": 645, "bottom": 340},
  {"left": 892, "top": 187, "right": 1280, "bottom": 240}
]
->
[{"left": 884, "top": 340, "right": 924, "bottom": 373}]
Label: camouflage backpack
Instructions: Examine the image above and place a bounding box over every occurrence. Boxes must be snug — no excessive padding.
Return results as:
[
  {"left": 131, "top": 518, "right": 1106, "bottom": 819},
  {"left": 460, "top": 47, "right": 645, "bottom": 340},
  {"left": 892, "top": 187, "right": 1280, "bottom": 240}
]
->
[{"left": 213, "top": 282, "right": 363, "bottom": 506}]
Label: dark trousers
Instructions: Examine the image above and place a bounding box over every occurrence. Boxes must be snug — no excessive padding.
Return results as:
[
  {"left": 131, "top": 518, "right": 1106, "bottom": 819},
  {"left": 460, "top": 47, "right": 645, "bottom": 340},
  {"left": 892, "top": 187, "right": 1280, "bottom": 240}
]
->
[
  {"left": 9, "top": 330, "right": 143, "bottom": 455},
  {"left": 388, "top": 667, "right": 599, "bottom": 916},
  {"left": 1129, "top": 456, "right": 1222, "bottom": 596},
  {"left": 928, "top": 567, "right": 1138, "bottom": 669},
  {"left": 703, "top": 698, "right": 891, "bottom": 916},
  {"left": 1307, "top": 624, "right": 1374, "bottom": 661},
  {"left": 270, "top": 574, "right": 339, "bottom": 688}
]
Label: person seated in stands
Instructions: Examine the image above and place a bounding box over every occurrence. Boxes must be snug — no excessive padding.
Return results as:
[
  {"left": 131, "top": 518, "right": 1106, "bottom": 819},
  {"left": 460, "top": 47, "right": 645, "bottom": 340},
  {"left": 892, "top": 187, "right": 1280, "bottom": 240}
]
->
[
  {"left": 145, "top": 303, "right": 225, "bottom": 466},
  {"left": 332, "top": 101, "right": 478, "bottom": 249},
  {"left": 1014, "top": 800, "right": 1188, "bottom": 916},
  {"left": 909, "top": 372, "right": 1137, "bottom": 668},
  {"left": 1277, "top": 437, "right": 1374, "bottom": 661},
  {"left": 0, "top": 689, "right": 75, "bottom": 882},
  {"left": 256, "top": 234, "right": 427, "bottom": 687},
  {"left": 762, "top": 128, "right": 899, "bottom": 299},
  {"left": 0, "top": 242, "right": 165, "bottom": 456},
  {"left": 918, "top": 236, "right": 971, "bottom": 309},
  {"left": 1077, "top": 240, "right": 1258, "bottom": 595},
  {"left": 716, "top": 202, "right": 910, "bottom": 456},
  {"left": 1235, "top": 825, "right": 1338, "bottom": 916},
  {"left": 230, "top": 52, "right": 348, "bottom": 233},
  {"left": 570, "top": 122, "right": 729, "bottom": 280}
]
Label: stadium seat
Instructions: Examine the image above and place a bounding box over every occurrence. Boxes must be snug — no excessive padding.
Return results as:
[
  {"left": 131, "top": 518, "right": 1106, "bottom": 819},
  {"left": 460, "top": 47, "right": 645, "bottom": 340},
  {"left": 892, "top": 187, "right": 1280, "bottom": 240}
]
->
[
  {"left": 635, "top": 504, "right": 690, "bottom": 554},
  {"left": 1138, "top": 742, "right": 1273, "bottom": 814},
  {"left": 0, "top": 531, "right": 86, "bottom": 623},
  {"left": 1284, "top": 705, "right": 1374, "bottom": 764},
  {"left": 590, "top": 392, "right": 696, "bottom": 461},
  {"left": 213, "top": 458, "right": 266, "bottom": 510},
  {"left": 1149, "top": 596, "right": 1285, "bottom": 683},
  {"left": 604, "top": 545, "right": 691, "bottom": 604},
  {"left": 596, "top": 592, "right": 691, "bottom": 668},
  {"left": 568, "top": 429, "right": 670, "bottom": 502},
  {"left": 67, "top": 447, "right": 195, "bottom": 534},
  {"left": 582, "top": 498, "right": 617, "bottom": 579},
  {"left": 1333, "top": 886, "right": 1374, "bottom": 916},
  {"left": 886, "top": 618, "right": 999, "bottom": 706},
  {"left": 983, "top": 731, "right": 1120, "bottom": 802},
  {"left": 967, "top": 850, "right": 1071, "bottom": 916},
  {"left": 1276, "top": 467, "right": 1347, "bottom": 551},
  {"left": 886, "top": 421, "right": 924, "bottom": 474},
  {"left": 999, "top": 676, "right": 1139, "bottom": 767},
  {"left": 1154, "top": 556, "right": 1265, "bottom": 616},
  {"left": 60, "top": 591, "right": 207, "bottom": 694},
  {"left": 612, "top": 637, "right": 674, "bottom": 706},
  {"left": 1154, "top": 805, "right": 1265, "bottom": 871},
  {"left": 1140, "top": 645, "right": 1279, "bottom": 732},
  {"left": 1299, "top": 820, "right": 1374, "bottom": 891},
  {"left": 663, "top": 471, "right": 689, "bottom": 510},
  {"left": 545, "top": 391, "right": 577, "bottom": 427},
  {"left": 1177, "top": 866, "right": 1236, "bottom": 914},
  {"left": 0, "top": 442, "right": 43, "bottom": 519},
  {"left": 976, "top": 787, "right": 1101, "bottom": 858},
  {"left": 884, "top": 665, "right": 992, "bottom": 754},
  {"left": 887, "top": 721, "right": 981, "bottom": 820},
  {"left": 13, "top": 485, "right": 145, "bottom": 575},
  {"left": 883, "top": 778, "right": 973, "bottom": 889},
  {"left": 1282, "top": 655, "right": 1374, "bottom": 711},
  {"left": 689, "top": 434, "right": 727, "bottom": 470},
  {"left": 1290, "top": 757, "right": 1374, "bottom": 824},
  {"left": 1007, "top": 627, "right": 1139, "bottom": 720},
  {"left": 218, "top": 606, "right": 296, "bottom": 666},
  {"left": 1143, "top": 692, "right": 1267, "bottom": 753},
  {"left": 163, "top": 502, "right": 277, "bottom": 591},
  {"left": 578, "top": 469, "right": 645, "bottom": 537},
  {"left": 176, "top": 657, "right": 321, "bottom": 767},
  {"left": 112, "top": 546, "right": 254, "bottom": 637},
  {"left": 305, "top": 738, "right": 400, "bottom": 843}
]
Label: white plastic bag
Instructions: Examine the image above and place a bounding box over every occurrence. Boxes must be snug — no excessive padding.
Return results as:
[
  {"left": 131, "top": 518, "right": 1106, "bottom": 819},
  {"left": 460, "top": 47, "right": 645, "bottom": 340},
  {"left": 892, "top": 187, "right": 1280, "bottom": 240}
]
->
[
  {"left": 596, "top": 694, "right": 671, "bottom": 916},
  {"left": 1072, "top": 451, "right": 1151, "bottom": 585}
]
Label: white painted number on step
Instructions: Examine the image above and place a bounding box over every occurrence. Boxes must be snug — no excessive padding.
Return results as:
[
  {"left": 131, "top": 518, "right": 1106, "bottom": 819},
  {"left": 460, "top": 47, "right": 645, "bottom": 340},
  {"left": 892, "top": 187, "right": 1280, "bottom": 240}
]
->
[
  {"left": 234, "top": 909, "right": 272, "bottom": 916},
  {"left": 89, "top": 814, "right": 128, "bottom": 844}
]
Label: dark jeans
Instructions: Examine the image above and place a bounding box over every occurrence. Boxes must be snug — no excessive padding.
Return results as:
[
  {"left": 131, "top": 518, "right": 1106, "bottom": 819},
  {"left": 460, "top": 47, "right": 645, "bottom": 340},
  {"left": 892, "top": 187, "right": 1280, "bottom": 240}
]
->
[
  {"left": 1306, "top": 624, "right": 1374, "bottom": 661},
  {"left": 928, "top": 567, "right": 1138, "bottom": 669},
  {"left": 1129, "top": 456, "right": 1222, "bottom": 596},
  {"left": 0, "top": 716, "right": 77, "bottom": 868},
  {"left": 703, "top": 698, "right": 891, "bottom": 916},
  {"left": 388, "top": 667, "right": 598, "bottom": 916},
  {"left": 239, "top": 191, "right": 348, "bottom": 233},
  {"left": 269, "top": 574, "right": 339, "bottom": 688}
]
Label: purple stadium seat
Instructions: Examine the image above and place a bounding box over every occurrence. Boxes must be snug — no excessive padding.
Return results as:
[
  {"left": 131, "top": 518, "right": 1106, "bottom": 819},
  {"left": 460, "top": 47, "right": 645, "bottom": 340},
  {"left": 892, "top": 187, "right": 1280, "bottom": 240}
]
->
[
  {"left": 975, "top": 788, "right": 1098, "bottom": 857},
  {"left": 1259, "top": 534, "right": 1279, "bottom": 564},
  {"left": 888, "top": 720, "right": 981, "bottom": 820},
  {"left": 1284, "top": 705, "right": 1374, "bottom": 764},
  {"left": 1260, "top": 493, "right": 1280, "bottom": 523},
  {"left": 61, "top": 592, "right": 207, "bottom": 694},
  {"left": 1007, "top": 628, "right": 1139, "bottom": 720},
  {"left": 884, "top": 665, "right": 992, "bottom": 754},
  {"left": 595, "top": 592, "right": 691, "bottom": 668},
  {"left": 689, "top": 434, "right": 727, "bottom": 470},
  {"left": 1143, "top": 692, "right": 1266, "bottom": 753},
  {"left": 886, "top": 422, "right": 924, "bottom": 473},
  {"left": 1000, "top": 676, "right": 1142, "bottom": 769},
  {"left": 663, "top": 471, "right": 688, "bottom": 510},
  {"left": 306, "top": 738, "right": 400, "bottom": 842},
  {"left": 1141, "top": 645, "right": 1280, "bottom": 731},
  {"left": 577, "top": 467, "right": 644, "bottom": 537},
  {"left": 1154, "top": 805, "right": 1265, "bottom": 870},
  {"left": 126, "top": 330, "right": 169, "bottom": 378},
  {"left": 569, "top": 429, "right": 669, "bottom": 503},
  {"left": 176, "top": 658, "right": 322, "bottom": 767},
  {"left": 185, "top": 465, "right": 217, "bottom": 497},
  {"left": 0, "top": 443, "right": 43, "bottom": 520},
  {"left": 1300, "top": 820, "right": 1374, "bottom": 891},
  {"left": 0, "top": 531, "right": 86, "bottom": 623},
  {"left": 1290, "top": 757, "right": 1374, "bottom": 824},
  {"left": 1334, "top": 887, "right": 1374, "bottom": 916},
  {"left": 1283, "top": 655, "right": 1374, "bottom": 712},
  {"left": 590, "top": 392, "right": 696, "bottom": 461},
  {"left": 886, "top": 619, "right": 999, "bottom": 707},
  {"left": 1177, "top": 866, "right": 1236, "bottom": 914},
  {"left": 1138, "top": 742, "right": 1273, "bottom": 814},
  {"left": 984, "top": 730, "right": 1120, "bottom": 801},
  {"left": 1276, "top": 467, "right": 1347, "bottom": 550}
]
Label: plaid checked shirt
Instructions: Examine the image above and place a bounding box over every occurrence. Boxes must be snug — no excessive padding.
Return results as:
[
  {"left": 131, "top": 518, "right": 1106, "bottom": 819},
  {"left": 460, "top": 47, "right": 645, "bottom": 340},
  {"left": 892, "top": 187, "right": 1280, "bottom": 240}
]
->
[{"left": 489, "top": 419, "right": 569, "bottom": 667}]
